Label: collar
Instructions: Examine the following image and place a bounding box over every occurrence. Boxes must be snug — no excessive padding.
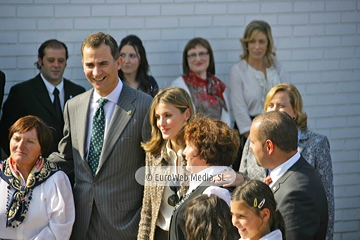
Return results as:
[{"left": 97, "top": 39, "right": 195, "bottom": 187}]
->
[
  {"left": 269, "top": 151, "right": 301, "bottom": 187},
  {"left": 92, "top": 78, "right": 123, "bottom": 105},
  {"left": 188, "top": 166, "right": 228, "bottom": 193},
  {"left": 40, "top": 73, "right": 64, "bottom": 94}
]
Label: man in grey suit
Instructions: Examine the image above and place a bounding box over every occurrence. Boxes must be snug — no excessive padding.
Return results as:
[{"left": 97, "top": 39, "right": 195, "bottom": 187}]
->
[
  {"left": 249, "top": 111, "right": 328, "bottom": 240},
  {"left": 49, "top": 32, "right": 152, "bottom": 239}
]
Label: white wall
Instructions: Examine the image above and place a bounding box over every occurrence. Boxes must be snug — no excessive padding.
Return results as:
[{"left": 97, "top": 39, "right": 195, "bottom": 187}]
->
[{"left": 0, "top": 0, "right": 359, "bottom": 239}]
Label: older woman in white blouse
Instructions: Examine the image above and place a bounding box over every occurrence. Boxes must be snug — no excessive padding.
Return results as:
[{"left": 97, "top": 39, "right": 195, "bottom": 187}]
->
[{"left": 0, "top": 116, "right": 74, "bottom": 240}]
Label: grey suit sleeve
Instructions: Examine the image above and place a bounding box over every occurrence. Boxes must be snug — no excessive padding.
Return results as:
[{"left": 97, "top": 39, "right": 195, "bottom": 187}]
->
[
  {"left": 142, "top": 109, "right": 151, "bottom": 143},
  {"left": 280, "top": 189, "right": 323, "bottom": 240},
  {"left": 48, "top": 101, "right": 74, "bottom": 176}
]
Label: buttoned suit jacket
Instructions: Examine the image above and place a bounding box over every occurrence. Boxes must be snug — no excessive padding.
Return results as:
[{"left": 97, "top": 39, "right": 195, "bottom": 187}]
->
[
  {"left": 272, "top": 156, "right": 328, "bottom": 240},
  {"left": 0, "top": 74, "right": 85, "bottom": 155},
  {"left": 48, "top": 83, "right": 152, "bottom": 239}
]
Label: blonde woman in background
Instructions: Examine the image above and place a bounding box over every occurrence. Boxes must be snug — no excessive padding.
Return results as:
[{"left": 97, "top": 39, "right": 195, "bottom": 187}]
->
[{"left": 229, "top": 20, "right": 286, "bottom": 170}]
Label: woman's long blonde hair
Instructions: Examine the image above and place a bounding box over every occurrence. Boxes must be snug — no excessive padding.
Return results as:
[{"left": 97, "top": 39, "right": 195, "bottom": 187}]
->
[
  {"left": 240, "top": 20, "right": 276, "bottom": 67},
  {"left": 141, "top": 87, "right": 195, "bottom": 155}
]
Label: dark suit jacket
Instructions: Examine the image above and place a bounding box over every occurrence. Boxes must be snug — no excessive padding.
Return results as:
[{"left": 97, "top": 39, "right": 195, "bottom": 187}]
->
[
  {"left": 272, "top": 156, "right": 328, "bottom": 240},
  {"left": 0, "top": 70, "right": 5, "bottom": 110},
  {"left": 0, "top": 74, "right": 85, "bottom": 156},
  {"left": 48, "top": 84, "right": 152, "bottom": 239}
]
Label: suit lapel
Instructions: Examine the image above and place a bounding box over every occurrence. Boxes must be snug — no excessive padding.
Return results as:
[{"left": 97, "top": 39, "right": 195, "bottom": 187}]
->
[
  {"left": 271, "top": 156, "right": 306, "bottom": 194},
  {"left": 33, "top": 74, "right": 59, "bottom": 119},
  {"left": 63, "top": 79, "right": 74, "bottom": 101},
  {"left": 75, "top": 90, "right": 93, "bottom": 162},
  {"left": 97, "top": 84, "right": 136, "bottom": 171}
]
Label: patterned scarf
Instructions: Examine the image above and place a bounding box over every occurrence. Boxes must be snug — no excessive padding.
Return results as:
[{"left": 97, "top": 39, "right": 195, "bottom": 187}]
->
[
  {"left": 183, "top": 71, "right": 227, "bottom": 119},
  {"left": 0, "top": 157, "right": 59, "bottom": 228}
]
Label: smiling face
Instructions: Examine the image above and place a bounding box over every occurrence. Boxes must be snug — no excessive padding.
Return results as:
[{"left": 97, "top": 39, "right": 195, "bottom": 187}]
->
[
  {"left": 82, "top": 43, "right": 123, "bottom": 97},
  {"left": 155, "top": 102, "right": 190, "bottom": 141},
  {"left": 247, "top": 31, "right": 268, "bottom": 62},
  {"left": 266, "top": 91, "right": 296, "bottom": 118},
  {"left": 231, "top": 200, "right": 269, "bottom": 240},
  {"left": 187, "top": 45, "right": 209, "bottom": 78},
  {"left": 38, "top": 47, "right": 67, "bottom": 85},
  {"left": 119, "top": 45, "right": 140, "bottom": 77},
  {"left": 10, "top": 128, "right": 42, "bottom": 171}
]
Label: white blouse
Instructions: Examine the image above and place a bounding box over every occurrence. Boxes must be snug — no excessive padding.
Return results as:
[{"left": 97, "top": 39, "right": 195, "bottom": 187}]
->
[
  {"left": 229, "top": 59, "right": 286, "bottom": 134},
  {"left": 0, "top": 171, "right": 75, "bottom": 240}
]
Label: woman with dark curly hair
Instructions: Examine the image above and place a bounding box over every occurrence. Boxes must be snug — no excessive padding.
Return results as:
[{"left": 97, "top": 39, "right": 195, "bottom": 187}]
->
[{"left": 168, "top": 115, "right": 240, "bottom": 240}]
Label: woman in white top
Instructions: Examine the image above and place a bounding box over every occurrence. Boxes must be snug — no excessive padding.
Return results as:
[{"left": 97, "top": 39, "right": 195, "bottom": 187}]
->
[
  {"left": 0, "top": 116, "right": 74, "bottom": 240},
  {"left": 229, "top": 20, "right": 286, "bottom": 169}
]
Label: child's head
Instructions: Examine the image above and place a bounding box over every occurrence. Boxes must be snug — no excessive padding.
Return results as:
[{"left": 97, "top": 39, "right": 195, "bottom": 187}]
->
[
  {"left": 230, "top": 180, "right": 285, "bottom": 240},
  {"left": 185, "top": 194, "right": 239, "bottom": 240}
]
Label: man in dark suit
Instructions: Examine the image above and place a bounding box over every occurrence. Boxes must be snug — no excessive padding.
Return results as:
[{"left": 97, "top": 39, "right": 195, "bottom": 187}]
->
[
  {"left": 48, "top": 32, "right": 152, "bottom": 239},
  {"left": 249, "top": 111, "right": 328, "bottom": 240},
  {"left": 0, "top": 39, "right": 85, "bottom": 156}
]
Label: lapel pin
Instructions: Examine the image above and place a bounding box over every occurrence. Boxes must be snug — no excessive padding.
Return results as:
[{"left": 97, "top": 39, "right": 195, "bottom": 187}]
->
[{"left": 127, "top": 110, "right": 132, "bottom": 115}]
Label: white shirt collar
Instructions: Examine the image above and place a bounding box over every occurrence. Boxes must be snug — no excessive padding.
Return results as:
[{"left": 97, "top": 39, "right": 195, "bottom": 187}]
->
[
  {"left": 91, "top": 78, "right": 123, "bottom": 105},
  {"left": 188, "top": 166, "right": 228, "bottom": 194},
  {"left": 269, "top": 151, "right": 301, "bottom": 187},
  {"left": 40, "top": 73, "right": 64, "bottom": 94}
]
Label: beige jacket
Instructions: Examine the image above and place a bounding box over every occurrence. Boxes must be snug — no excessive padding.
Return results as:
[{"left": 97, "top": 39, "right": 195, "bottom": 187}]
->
[{"left": 137, "top": 142, "right": 187, "bottom": 240}]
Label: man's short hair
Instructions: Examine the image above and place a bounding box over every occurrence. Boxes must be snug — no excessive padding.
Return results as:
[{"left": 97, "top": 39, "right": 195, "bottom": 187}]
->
[
  {"left": 36, "top": 39, "right": 68, "bottom": 70},
  {"left": 81, "top": 32, "right": 119, "bottom": 60},
  {"left": 253, "top": 111, "right": 298, "bottom": 153}
]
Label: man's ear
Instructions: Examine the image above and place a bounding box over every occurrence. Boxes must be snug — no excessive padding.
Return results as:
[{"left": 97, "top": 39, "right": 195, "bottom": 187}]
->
[
  {"left": 117, "top": 56, "right": 123, "bottom": 70},
  {"left": 265, "top": 140, "right": 274, "bottom": 154},
  {"left": 38, "top": 58, "right": 43, "bottom": 68}
]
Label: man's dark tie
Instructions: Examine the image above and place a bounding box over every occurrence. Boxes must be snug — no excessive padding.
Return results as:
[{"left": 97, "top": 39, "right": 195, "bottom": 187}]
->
[
  {"left": 53, "top": 87, "right": 63, "bottom": 119},
  {"left": 264, "top": 174, "right": 272, "bottom": 185},
  {"left": 88, "top": 98, "right": 108, "bottom": 176}
]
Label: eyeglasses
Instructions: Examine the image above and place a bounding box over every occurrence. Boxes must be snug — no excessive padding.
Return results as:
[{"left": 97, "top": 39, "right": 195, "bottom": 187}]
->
[
  {"left": 187, "top": 51, "right": 209, "bottom": 60},
  {"left": 167, "top": 185, "right": 180, "bottom": 207}
]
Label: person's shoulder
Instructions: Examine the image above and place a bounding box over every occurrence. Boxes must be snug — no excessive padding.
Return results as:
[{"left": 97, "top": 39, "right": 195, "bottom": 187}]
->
[
  {"left": 63, "top": 78, "right": 86, "bottom": 92},
  {"left": 9, "top": 76, "right": 39, "bottom": 92},
  {"left": 231, "top": 59, "right": 247, "bottom": 71},
  {"left": 302, "top": 129, "right": 329, "bottom": 143}
]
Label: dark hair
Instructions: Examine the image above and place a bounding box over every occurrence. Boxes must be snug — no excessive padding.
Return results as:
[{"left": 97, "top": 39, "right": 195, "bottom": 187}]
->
[
  {"left": 81, "top": 32, "right": 119, "bottom": 60},
  {"left": 182, "top": 37, "right": 215, "bottom": 75},
  {"left": 185, "top": 194, "right": 239, "bottom": 240},
  {"left": 118, "top": 35, "right": 151, "bottom": 93},
  {"left": 184, "top": 115, "right": 240, "bottom": 166},
  {"left": 35, "top": 39, "right": 68, "bottom": 70},
  {"left": 9, "top": 115, "right": 53, "bottom": 156},
  {"left": 231, "top": 180, "right": 285, "bottom": 239},
  {"left": 253, "top": 111, "right": 298, "bottom": 153},
  {"left": 240, "top": 20, "right": 276, "bottom": 66}
]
